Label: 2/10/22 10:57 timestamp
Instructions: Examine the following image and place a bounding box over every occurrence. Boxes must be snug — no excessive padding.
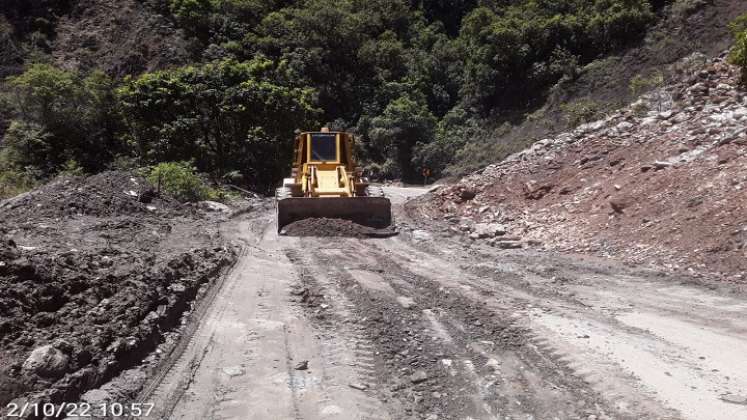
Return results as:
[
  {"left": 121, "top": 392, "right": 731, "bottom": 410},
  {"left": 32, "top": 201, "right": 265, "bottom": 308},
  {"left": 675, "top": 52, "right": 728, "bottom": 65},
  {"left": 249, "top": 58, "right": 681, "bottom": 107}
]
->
[{"left": 5, "top": 402, "right": 155, "bottom": 418}]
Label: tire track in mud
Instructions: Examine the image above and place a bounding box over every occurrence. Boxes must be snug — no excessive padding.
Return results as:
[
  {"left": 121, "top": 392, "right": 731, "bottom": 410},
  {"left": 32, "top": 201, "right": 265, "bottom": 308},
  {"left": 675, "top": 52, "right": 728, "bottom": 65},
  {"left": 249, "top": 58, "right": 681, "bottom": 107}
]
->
[
  {"left": 365, "top": 235, "right": 687, "bottom": 420},
  {"left": 298, "top": 236, "right": 633, "bottom": 420},
  {"left": 376, "top": 237, "right": 687, "bottom": 419},
  {"left": 284, "top": 247, "right": 391, "bottom": 420}
]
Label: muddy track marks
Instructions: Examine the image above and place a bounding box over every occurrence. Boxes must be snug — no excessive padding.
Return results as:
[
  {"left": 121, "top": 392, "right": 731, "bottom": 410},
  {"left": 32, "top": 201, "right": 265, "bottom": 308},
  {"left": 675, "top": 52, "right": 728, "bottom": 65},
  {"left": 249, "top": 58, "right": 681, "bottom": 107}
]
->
[
  {"left": 284, "top": 247, "right": 391, "bottom": 420},
  {"left": 296, "top": 236, "right": 633, "bottom": 420}
]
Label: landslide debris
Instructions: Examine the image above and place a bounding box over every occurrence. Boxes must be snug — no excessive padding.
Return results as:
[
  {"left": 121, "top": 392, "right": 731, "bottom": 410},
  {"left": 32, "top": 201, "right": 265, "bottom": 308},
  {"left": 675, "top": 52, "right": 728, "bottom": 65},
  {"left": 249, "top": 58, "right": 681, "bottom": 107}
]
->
[
  {"left": 282, "top": 218, "right": 397, "bottom": 238},
  {"left": 54, "top": 0, "right": 190, "bottom": 76},
  {"left": 409, "top": 53, "right": 747, "bottom": 283},
  {"left": 0, "top": 171, "right": 236, "bottom": 414}
]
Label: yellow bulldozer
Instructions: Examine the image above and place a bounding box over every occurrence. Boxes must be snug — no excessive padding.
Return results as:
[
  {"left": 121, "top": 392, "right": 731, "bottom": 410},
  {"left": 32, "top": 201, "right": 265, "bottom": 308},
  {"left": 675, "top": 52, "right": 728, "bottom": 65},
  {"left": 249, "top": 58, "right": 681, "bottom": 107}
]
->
[{"left": 275, "top": 128, "right": 391, "bottom": 232}]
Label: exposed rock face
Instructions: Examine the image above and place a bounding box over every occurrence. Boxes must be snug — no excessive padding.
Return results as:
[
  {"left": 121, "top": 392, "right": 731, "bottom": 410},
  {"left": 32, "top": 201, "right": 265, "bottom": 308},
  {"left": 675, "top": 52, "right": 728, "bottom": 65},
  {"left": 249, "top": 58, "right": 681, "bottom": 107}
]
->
[
  {"left": 410, "top": 54, "right": 747, "bottom": 282},
  {"left": 52, "top": 0, "right": 190, "bottom": 76}
]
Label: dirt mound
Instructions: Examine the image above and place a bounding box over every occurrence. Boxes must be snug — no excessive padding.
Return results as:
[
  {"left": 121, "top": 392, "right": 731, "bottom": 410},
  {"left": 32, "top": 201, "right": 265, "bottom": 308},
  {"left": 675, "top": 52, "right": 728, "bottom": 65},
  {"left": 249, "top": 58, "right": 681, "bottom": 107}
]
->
[
  {"left": 0, "top": 171, "right": 184, "bottom": 220},
  {"left": 409, "top": 54, "right": 747, "bottom": 283},
  {"left": 282, "top": 218, "right": 397, "bottom": 238},
  {"left": 0, "top": 171, "right": 237, "bottom": 414}
]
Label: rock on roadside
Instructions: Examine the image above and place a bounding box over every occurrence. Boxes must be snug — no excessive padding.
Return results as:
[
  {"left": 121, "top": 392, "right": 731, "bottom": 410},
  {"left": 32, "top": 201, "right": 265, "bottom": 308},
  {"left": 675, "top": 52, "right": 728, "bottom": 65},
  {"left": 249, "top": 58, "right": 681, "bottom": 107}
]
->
[{"left": 22, "top": 345, "right": 69, "bottom": 378}]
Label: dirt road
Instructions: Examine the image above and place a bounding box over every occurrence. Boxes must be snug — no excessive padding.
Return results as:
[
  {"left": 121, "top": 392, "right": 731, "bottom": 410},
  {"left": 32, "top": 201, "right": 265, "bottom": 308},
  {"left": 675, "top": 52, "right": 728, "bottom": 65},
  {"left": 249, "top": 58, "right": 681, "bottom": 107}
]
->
[{"left": 140, "top": 186, "right": 747, "bottom": 420}]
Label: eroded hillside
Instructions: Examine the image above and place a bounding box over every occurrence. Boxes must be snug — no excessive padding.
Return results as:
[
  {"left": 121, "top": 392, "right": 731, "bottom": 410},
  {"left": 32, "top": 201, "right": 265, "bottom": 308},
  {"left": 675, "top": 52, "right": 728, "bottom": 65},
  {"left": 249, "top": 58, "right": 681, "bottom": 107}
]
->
[{"left": 409, "top": 54, "right": 747, "bottom": 283}]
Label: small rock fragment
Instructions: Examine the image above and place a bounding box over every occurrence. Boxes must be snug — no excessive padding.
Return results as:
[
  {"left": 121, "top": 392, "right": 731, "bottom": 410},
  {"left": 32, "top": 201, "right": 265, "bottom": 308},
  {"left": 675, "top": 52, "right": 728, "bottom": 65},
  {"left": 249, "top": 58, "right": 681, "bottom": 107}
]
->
[
  {"left": 720, "top": 394, "right": 747, "bottom": 405},
  {"left": 496, "top": 240, "right": 522, "bottom": 249},
  {"left": 349, "top": 382, "right": 369, "bottom": 390},
  {"left": 410, "top": 370, "right": 429, "bottom": 384},
  {"left": 653, "top": 160, "right": 673, "bottom": 170},
  {"left": 411, "top": 230, "right": 433, "bottom": 242},
  {"left": 221, "top": 366, "right": 245, "bottom": 377},
  {"left": 396, "top": 296, "right": 416, "bottom": 309}
]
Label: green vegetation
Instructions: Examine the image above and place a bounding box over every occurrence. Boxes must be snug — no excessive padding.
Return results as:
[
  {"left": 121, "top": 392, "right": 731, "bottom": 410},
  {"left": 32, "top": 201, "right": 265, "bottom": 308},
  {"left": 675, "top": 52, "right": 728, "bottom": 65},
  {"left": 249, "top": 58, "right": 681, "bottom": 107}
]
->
[
  {"left": 629, "top": 71, "right": 665, "bottom": 97},
  {"left": 0, "top": 0, "right": 669, "bottom": 195},
  {"left": 4, "top": 64, "right": 123, "bottom": 176},
  {"left": 729, "top": 13, "right": 747, "bottom": 85},
  {"left": 117, "top": 58, "right": 319, "bottom": 190},
  {"left": 561, "top": 100, "right": 604, "bottom": 126},
  {"left": 0, "top": 165, "right": 37, "bottom": 199},
  {"left": 146, "top": 161, "right": 216, "bottom": 202}
]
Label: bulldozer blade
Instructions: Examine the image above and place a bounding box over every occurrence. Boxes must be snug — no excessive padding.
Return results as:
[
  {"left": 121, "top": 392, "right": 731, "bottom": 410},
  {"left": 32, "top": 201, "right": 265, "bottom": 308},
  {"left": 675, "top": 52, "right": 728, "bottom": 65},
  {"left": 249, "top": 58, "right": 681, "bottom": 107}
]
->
[{"left": 277, "top": 197, "right": 392, "bottom": 233}]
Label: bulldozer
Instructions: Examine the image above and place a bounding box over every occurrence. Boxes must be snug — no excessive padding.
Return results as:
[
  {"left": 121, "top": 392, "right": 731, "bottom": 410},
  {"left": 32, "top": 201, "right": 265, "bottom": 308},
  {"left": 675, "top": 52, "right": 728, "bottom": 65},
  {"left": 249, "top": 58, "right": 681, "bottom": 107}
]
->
[{"left": 275, "top": 128, "right": 391, "bottom": 232}]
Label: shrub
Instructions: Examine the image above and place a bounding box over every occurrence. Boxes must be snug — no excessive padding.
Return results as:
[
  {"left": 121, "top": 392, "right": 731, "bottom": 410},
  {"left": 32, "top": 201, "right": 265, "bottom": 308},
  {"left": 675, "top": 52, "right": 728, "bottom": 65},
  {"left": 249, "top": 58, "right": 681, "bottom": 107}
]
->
[
  {"left": 458, "top": 1, "right": 656, "bottom": 111},
  {"left": 0, "top": 168, "right": 36, "bottom": 199},
  {"left": 146, "top": 161, "right": 214, "bottom": 202},
  {"left": 59, "top": 159, "right": 85, "bottom": 176},
  {"left": 729, "top": 13, "right": 747, "bottom": 85},
  {"left": 368, "top": 93, "right": 436, "bottom": 181},
  {"left": 169, "top": 0, "right": 214, "bottom": 27},
  {"left": 560, "top": 100, "right": 603, "bottom": 127},
  {"left": 629, "top": 71, "right": 664, "bottom": 97}
]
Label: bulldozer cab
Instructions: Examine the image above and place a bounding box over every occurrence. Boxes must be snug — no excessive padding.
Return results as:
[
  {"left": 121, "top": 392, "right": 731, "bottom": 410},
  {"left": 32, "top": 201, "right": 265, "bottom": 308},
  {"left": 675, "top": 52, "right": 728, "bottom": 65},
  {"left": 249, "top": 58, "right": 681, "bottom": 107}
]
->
[
  {"left": 309, "top": 133, "right": 338, "bottom": 162},
  {"left": 288, "top": 130, "right": 361, "bottom": 198},
  {"left": 294, "top": 130, "right": 354, "bottom": 167}
]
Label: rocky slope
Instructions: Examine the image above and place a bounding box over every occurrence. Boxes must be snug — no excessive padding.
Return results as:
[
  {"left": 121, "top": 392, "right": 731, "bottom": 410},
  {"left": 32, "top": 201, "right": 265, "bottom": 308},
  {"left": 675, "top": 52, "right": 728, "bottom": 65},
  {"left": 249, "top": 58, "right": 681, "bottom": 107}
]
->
[
  {"left": 51, "top": 0, "right": 190, "bottom": 76},
  {"left": 408, "top": 53, "right": 747, "bottom": 283}
]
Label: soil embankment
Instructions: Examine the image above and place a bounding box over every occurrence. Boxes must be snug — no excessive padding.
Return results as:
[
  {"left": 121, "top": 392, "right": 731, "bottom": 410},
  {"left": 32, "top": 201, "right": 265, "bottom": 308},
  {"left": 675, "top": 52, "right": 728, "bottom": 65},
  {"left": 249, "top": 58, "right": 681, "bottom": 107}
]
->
[{"left": 0, "top": 171, "right": 236, "bottom": 413}]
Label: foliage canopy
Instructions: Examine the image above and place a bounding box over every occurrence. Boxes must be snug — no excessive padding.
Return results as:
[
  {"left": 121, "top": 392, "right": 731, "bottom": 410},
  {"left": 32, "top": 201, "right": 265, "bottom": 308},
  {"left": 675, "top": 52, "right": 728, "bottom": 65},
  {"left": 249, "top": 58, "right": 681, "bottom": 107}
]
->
[{"left": 1, "top": 0, "right": 668, "bottom": 192}]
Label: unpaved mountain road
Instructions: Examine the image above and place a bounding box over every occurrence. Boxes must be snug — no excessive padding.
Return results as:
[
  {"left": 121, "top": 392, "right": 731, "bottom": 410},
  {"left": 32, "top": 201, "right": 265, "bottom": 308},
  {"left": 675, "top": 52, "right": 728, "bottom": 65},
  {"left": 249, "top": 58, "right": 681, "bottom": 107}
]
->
[{"left": 140, "top": 187, "right": 747, "bottom": 420}]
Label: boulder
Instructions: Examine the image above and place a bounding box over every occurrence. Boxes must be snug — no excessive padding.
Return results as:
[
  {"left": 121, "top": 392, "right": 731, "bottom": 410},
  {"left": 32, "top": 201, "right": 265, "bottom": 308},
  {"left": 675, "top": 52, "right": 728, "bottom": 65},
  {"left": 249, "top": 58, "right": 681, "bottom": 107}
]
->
[
  {"left": 472, "top": 223, "right": 507, "bottom": 238},
  {"left": 411, "top": 230, "right": 432, "bottom": 242},
  {"left": 458, "top": 188, "right": 477, "bottom": 201},
  {"left": 22, "top": 345, "right": 69, "bottom": 378},
  {"left": 198, "top": 201, "right": 230, "bottom": 213},
  {"left": 496, "top": 240, "right": 523, "bottom": 249},
  {"left": 396, "top": 296, "right": 416, "bottom": 309}
]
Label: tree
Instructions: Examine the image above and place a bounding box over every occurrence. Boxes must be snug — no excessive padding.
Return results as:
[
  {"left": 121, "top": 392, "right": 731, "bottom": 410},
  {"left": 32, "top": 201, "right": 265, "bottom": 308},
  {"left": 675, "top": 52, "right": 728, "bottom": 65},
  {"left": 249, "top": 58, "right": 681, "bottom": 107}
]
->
[
  {"left": 457, "top": 1, "right": 654, "bottom": 112},
  {"left": 4, "top": 64, "right": 124, "bottom": 175},
  {"left": 369, "top": 93, "right": 436, "bottom": 181},
  {"left": 117, "top": 58, "right": 319, "bottom": 190},
  {"left": 411, "top": 106, "right": 484, "bottom": 178}
]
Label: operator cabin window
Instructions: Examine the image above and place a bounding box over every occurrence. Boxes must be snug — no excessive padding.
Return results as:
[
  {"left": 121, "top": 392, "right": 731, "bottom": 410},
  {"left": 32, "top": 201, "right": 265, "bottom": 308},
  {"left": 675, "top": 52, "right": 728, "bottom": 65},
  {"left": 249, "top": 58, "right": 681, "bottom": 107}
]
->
[{"left": 311, "top": 133, "right": 337, "bottom": 162}]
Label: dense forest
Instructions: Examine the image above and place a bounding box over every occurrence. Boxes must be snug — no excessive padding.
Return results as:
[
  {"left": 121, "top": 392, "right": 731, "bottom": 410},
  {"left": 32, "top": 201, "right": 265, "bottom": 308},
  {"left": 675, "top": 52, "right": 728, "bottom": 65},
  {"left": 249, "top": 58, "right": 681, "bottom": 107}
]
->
[{"left": 0, "top": 0, "right": 744, "bottom": 196}]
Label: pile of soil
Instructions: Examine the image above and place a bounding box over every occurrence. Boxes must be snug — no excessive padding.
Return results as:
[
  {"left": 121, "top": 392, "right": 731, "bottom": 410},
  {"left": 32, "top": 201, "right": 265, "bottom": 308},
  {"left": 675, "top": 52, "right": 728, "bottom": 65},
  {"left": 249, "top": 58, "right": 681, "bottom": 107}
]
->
[
  {"left": 282, "top": 218, "right": 397, "bottom": 238},
  {"left": 0, "top": 171, "right": 185, "bottom": 220},
  {"left": 409, "top": 54, "right": 747, "bottom": 282},
  {"left": 0, "top": 171, "right": 236, "bottom": 415}
]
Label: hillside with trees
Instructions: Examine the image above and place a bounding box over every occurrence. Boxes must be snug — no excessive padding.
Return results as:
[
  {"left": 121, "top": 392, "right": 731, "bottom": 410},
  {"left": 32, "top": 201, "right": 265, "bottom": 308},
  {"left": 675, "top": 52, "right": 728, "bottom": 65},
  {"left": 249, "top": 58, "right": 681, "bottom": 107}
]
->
[{"left": 1, "top": 0, "right": 745, "bottom": 196}]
